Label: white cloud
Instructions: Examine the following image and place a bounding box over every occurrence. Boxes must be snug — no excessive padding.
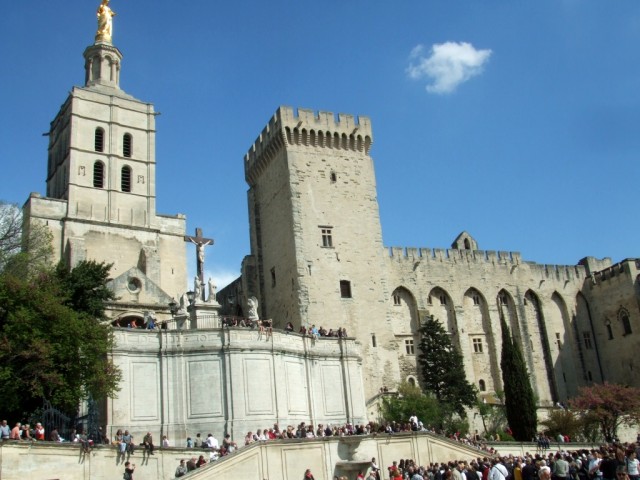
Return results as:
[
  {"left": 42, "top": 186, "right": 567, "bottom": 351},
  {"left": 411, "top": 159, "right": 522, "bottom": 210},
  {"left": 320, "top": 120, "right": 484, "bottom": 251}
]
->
[{"left": 406, "top": 41, "right": 492, "bottom": 94}]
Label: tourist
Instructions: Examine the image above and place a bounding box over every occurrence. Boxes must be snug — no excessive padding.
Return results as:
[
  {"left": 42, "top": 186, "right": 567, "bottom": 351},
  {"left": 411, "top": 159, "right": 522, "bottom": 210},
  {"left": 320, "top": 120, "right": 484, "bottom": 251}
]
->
[
  {"left": 122, "top": 429, "right": 134, "bottom": 454},
  {"left": 175, "top": 459, "right": 187, "bottom": 477},
  {"left": 0, "top": 420, "right": 10, "bottom": 440},
  {"left": 626, "top": 450, "right": 639, "bottom": 480},
  {"left": 21, "top": 424, "right": 34, "bottom": 441},
  {"left": 186, "top": 457, "right": 197, "bottom": 471},
  {"left": 196, "top": 454, "right": 207, "bottom": 467},
  {"left": 303, "top": 468, "right": 316, "bottom": 480},
  {"left": 490, "top": 459, "right": 509, "bottom": 480},
  {"left": 10, "top": 422, "right": 22, "bottom": 440},
  {"left": 162, "top": 435, "right": 170, "bottom": 447},
  {"left": 205, "top": 433, "right": 219, "bottom": 449},
  {"left": 223, "top": 434, "right": 237, "bottom": 453},
  {"left": 34, "top": 423, "right": 45, "bottom": 441},
  {"left": 123, "top": 461, "right": 135, "bottom": 480},
  {"left": 143, "top": 431, "right": 154, "bottom": 455},
  {"left": 186, "top": 437, "right": 193, "bottom": 448}
]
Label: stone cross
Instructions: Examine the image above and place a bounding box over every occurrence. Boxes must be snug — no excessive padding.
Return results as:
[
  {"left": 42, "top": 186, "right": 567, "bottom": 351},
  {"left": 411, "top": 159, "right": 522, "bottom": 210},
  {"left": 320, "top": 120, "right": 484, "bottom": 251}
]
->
[{"left": 184, "top": 228, "right": 214, "bottom": 283}]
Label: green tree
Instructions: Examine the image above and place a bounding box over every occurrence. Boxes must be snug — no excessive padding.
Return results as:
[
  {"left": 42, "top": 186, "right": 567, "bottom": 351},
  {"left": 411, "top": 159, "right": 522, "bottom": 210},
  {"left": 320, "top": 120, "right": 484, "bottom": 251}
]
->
[
  {"left": 380, "top": 381, "right": 442, "bottom": 428},
  {"left": 0, "top": 202, "right": 53, "bottom": 277},
  {"left": 417, "top": 315, "right": 477, "bottom": 417},
  {"left": 500, "top": 317, "right": 537, "bottom": 441},
  {"left": 55, "top": 260, "right": 116, "bottom": 319},
  {"left": 541, "top": 409, "right": 583, "bottom": 440},
  {"left": 570, "top": 382, "right": 640, "bottom": 442},
  {"left": 0, "top": 262, "right": 121, "bottom": 420}
]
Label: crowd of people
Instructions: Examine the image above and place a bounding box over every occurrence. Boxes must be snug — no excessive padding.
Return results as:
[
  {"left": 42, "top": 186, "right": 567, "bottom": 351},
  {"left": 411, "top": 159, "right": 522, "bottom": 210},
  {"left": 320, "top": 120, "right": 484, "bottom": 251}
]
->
[{"left": 357, "top": 442, "right": 640, "bottom": 480}]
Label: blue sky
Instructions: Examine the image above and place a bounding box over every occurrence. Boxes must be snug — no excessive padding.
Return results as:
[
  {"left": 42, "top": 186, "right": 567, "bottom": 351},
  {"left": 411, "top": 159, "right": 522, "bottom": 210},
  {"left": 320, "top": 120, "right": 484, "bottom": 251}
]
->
[{"left": 2, "top": 1, "right": 639, "bottom": 289}]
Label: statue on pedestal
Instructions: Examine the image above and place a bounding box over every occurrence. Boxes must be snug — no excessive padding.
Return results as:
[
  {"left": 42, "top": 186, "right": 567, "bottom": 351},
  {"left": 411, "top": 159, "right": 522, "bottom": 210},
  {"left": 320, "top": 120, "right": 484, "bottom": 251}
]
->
[
  {"left": 194, "top": 276, "right": 203, "bottom": 303},
  {"left": 207, "top": 278, "right": 217, "bottom": 303},
  {"left": 247, "top": 297, "right": 259, "bottom": 323},
  {"left": 96, "top": 0, "right": 116, "bottom": 43}
]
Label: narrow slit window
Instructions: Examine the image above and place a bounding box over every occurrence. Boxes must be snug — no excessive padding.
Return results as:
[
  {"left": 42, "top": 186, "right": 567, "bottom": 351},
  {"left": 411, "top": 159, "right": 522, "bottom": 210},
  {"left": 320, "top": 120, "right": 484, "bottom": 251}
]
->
[
  {"left": 95, "top": 127, "right": 105, "bottom": 152},
  {"left": 121, "top": 166, "right": 132, "bottom": 192},
  {"left": 93, "top": 161, "right": 105, "bottom": 188},
  {"left": 123, "top": 133, "right": 132, "bottom": 158},
  {"left": 340, "top": 280, "right": 352, "bottom": 298}
]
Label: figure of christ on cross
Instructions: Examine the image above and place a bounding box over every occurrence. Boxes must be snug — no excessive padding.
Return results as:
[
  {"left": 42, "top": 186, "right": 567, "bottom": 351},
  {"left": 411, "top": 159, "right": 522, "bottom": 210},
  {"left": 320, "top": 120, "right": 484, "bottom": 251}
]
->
[{"left": 184, "top": 228, "right": 214, "bottom": 284}]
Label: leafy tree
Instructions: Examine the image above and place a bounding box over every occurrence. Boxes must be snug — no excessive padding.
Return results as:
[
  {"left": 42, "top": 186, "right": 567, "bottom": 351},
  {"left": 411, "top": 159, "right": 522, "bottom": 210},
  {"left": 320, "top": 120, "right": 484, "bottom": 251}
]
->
[
  {"left": 417, "top": 315, "right": 477, "bottom": 417},
  {"left": 500, "top": 317, "right": 537, "bottom": 441},
  {"left": 541, "top": 409, "right": 583, "bottom": 440},
  {"left": 0, "top": 203, "right": 53, "bottom": 278},
  {"left": 55, "top": 260, "right": 116, "bottom": 319},
  {"left": 570, "top": 382, "right": 640, "bottom": 442},
  {"left": 381, "top": 381, "right": 442, "bottom": 428},
  {"left": 0, "top": 262, "right": 121, "bottom": 420},
  {"left": 0, "top": 202, "right": 22, "bottom": 270},
  {"left": 476, "top": 396, "right": 508, "bottom": 436}
]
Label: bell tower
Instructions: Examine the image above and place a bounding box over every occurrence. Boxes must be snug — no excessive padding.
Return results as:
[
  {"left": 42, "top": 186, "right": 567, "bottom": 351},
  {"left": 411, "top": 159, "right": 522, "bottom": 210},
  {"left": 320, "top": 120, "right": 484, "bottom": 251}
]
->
[{"left": 24, "top": 1, "right": 187, "bottom": 320}]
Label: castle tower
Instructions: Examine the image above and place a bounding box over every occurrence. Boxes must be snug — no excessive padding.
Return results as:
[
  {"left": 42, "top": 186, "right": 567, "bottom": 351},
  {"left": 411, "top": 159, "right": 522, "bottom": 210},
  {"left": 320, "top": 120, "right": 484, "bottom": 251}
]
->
[
  {"left": 23, "top": 2, "right": 186, "bottom": 323},
  {"left": 243, "top": 106, "right": 400, "bottom": 395}
]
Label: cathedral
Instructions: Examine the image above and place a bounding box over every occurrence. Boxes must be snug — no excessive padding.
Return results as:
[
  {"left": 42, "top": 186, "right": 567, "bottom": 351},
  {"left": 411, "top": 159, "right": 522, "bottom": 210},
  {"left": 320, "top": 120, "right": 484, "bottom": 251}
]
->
[{"left": 23, "top": 2, "right": 639, "bottom": 440}]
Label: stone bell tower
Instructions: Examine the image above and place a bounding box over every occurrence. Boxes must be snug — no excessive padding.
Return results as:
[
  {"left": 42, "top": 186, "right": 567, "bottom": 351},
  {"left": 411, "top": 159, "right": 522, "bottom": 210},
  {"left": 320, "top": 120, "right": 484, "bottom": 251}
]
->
[{"left": 23, "top": 1, "right": 187, "bottom": 322}]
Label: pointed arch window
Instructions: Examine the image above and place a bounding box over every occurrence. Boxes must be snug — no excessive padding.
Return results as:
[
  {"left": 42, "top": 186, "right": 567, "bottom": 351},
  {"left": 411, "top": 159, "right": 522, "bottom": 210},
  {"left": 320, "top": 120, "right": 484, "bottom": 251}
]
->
[
  {"left": 121, "top": 165, "right": 132, "bottom": 192},
  {"left": 123, "top": 133, "right": 132, "bottom": 158},
  {"left": 478, "top": 379, "right": 486, "bottom": 392},
  {"left": 95, "top": 127, "right": 105, "bottom": 152},
  {"left": 93, "top": 161, "right": 105, "bottom": 188},
  {"left": 619, "top": 308, "right": 632, "bottom": 336}
]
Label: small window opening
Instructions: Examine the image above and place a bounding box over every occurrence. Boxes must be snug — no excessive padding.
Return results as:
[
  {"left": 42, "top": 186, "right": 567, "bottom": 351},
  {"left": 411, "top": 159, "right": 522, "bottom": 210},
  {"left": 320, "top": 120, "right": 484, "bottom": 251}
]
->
[
  {"left": 478, "top": 379, "right": 486, "bottom": 392},
  {"left": 408, "top": 377, "right": 416, "bottom": 387},
  {"left": 472, "top": 338, "right": 483, "bottom": 353},
  {"left": 372, "top": 334, "right": 377, "bottom": 348},
  {"left": 606, "top": 322, "right": 614, "bottom": 340},
  {"left": 93, "top": 161, "right": 105, "bottom": 188},
  {"left": 472, "top": 295, "right": 480, "bottom": 306},
  {"left": 340, "top": 280, "right": 352, "bottom": 298},
  {"left": 321, "top": 227, "right": 333, "bottom": 248},
  {"left": 587, "top": 371, "right": 593, "bottom": 381},
  {"left": 123, "top": 133, "right": 132, "bottom": 158},
  {"left": 393, "top": 293, "right": 401, "bottom": 306},
  {"left": 583, "top": 331, "right": 593, "bottom": 349},
  {"left": 330, "top": 171, "right": 337, "bottom": 183},
  {"left": 439, "top": 295, "right": 447, "bottom": 305},
  {"left": 464, "top": 238, "right": 471, "bottom": 250},
  {"left": 121, "top": 165, "right": 131, "bottom": 192},
  {"left": 271, "top": 267, "right": 276, "bottom": 287},
  {"left": 404, "top": 339, "right": 414, "bottom": 355},
  {"left": 95, "top": 127, "right": 105, "bottom": 152},
  {"left": 621, "top": 311, "right": 632, "bottom": 336}
]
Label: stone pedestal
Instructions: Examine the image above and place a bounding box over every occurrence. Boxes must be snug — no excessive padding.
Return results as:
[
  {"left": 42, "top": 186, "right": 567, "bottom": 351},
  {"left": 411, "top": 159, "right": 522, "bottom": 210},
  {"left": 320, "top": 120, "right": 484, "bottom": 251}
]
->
[{"left": 189, "top": 302, "right": 221, "bottom": 329}]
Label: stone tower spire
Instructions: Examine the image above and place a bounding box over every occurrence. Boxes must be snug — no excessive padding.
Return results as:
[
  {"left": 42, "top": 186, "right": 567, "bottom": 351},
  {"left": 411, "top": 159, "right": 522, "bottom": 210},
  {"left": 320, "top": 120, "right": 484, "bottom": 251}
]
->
[{"left": 84, "top": 1, "right": 122, "bottom": 89}]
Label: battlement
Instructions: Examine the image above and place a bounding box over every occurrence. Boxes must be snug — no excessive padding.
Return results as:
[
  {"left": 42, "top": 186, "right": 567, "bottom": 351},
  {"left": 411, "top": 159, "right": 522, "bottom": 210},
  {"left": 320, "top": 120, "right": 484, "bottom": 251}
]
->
[
  {"left": 590, "top": 258, "right": 640, "bottom": 286},
  {"left": 387, "top": 246, "right": 522, "bottom": 264},
  {"left": 244, "top": 106, "right": 373, "bottom": 186},
  {"left": 386, "top": 246, "right": 587, "bottom": 282}
]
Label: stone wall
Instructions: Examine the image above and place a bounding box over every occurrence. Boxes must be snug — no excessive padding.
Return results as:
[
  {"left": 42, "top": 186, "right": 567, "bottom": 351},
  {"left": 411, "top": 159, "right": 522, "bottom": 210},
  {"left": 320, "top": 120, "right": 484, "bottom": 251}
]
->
[
  {"left": 0, "top": 433, "right": 489, "bottom": 480},
  {"left": 108, "top": 327, "right": 367, "bottom": 444}
]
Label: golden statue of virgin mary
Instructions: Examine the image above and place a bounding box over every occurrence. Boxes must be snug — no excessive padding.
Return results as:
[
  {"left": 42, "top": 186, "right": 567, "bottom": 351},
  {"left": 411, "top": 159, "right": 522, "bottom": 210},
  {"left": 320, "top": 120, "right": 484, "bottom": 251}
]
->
[{"left": 96, "top": 0, "right": 116, "bottom": 43}]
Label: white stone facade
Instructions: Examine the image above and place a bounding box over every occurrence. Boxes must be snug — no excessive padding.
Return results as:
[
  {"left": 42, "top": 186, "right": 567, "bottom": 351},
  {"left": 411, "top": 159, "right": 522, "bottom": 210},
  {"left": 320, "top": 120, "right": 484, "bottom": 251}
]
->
[
  {"left": 228, "top": 106, "right": 640, "bottom": 414},
  {"left": 108, "top": 328, "right": 367, "bottom": 442}
]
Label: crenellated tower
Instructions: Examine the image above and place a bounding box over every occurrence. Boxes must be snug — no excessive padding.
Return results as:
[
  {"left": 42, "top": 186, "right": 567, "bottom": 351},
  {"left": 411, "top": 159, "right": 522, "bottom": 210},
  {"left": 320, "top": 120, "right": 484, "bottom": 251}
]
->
[{"left": 242, "top": 106, "right": 401, "bottom": 394}]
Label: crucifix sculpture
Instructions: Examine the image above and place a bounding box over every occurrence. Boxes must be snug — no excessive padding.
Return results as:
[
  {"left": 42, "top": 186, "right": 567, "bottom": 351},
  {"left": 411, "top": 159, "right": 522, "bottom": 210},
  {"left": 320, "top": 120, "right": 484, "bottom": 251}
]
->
[{"left": 184, "top": 228, "right": 214, "bottom": 284}]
